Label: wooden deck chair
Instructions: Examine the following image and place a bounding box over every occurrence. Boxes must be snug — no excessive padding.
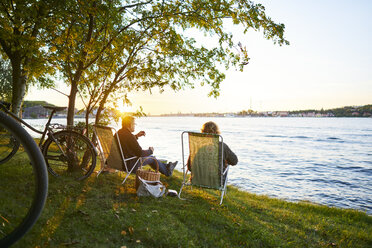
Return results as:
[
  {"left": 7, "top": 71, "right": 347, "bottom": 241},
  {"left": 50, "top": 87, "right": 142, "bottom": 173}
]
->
[
  {"left": 93, "top": 125, "right": 141, "bottom": 184},
  {"left": 178, "top": 131, "right": 229, "bottom": 205}
]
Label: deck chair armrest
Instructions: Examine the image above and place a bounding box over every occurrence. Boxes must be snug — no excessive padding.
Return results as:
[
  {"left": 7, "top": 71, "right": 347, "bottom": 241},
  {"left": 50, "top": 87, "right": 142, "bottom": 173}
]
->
[
  {"left": 124, "top": 156, "right": 139, "bottom": 162},
  {"left": 123, "top": 155, "right": 155, "bottom": 165},
  {"left": 222, "top": 165, "right": 229, "bottom": 175}
]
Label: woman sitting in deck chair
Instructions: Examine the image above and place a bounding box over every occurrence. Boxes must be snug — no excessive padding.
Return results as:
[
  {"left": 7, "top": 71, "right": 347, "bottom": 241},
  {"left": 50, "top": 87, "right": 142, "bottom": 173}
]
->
[
  {"left": 117, "top": 115, "right": 177, "bottom": 176},
  {"left": 188, "top": 121, "right": 238, "bottom": 173},
  {"left": 179, "top": 121, "right": 238, "bottom": 204}
]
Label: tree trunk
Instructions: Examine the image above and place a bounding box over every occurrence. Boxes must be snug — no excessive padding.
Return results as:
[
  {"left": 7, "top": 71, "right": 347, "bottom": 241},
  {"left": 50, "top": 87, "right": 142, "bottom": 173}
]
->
[
  {"left": 10, "top": 57, "right": 27, "bottom": 117},
  {"left": 95, "top": 81, "right": 118, "bottom": 124},
  {"left": 85, "top": 108, "right": 90, "bottom": 135},
  {"left": 95, "top": 91, "right": 109, "bottom": 125},
  {"left": 95, "top": 104, "right": 103, "bottom": 125},
  {"left": 66, "top": 82, "right": 78, "bottom": 172},
  {"left": 67, "top": 82, "right": 78, "bottom": 127}
]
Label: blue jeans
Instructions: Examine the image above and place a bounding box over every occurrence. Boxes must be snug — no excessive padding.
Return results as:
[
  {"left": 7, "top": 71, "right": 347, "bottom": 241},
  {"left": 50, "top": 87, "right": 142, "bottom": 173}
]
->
[{"left": 140, "top": 156, "right": 170, "bottom": 177}]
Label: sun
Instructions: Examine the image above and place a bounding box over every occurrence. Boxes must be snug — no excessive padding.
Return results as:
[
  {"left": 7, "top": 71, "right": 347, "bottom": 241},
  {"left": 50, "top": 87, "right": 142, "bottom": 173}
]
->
[{"left": 117, "top": 103, "right": 133, "bottom": 114}]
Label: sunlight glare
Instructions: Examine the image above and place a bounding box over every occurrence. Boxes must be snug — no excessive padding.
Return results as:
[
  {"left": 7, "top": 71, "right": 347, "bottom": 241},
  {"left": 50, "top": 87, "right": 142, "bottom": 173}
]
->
[{"left": 117, "top": 103, "right": 133, "bottom": 114}]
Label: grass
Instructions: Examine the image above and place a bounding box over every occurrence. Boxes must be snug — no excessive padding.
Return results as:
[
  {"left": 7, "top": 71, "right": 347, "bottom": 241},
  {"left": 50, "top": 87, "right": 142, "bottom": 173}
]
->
[{"left": 2, "top": 156, "right": 372, "bottom": 248}]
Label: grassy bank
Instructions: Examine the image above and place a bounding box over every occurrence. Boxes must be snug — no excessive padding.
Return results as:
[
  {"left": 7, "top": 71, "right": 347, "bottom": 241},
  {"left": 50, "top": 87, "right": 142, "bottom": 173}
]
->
[{"left": 3, "top": 161, "right": 372, "bottom": 248}]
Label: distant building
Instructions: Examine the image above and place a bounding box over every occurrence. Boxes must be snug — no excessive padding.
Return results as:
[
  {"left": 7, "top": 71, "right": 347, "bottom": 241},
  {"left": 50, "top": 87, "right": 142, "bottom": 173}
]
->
[
  {"left": 23, "top": 105, "right": 73, "bottom": 118},
  {"left": 277, "top": 111, "right": 289, "bottom": 117},
  {"left": 22, "top": 105, "right": 50, "bottom": 118}
]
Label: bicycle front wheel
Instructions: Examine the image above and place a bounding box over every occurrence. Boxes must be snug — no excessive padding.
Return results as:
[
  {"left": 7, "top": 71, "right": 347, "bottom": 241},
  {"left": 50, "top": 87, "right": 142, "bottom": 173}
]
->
[
  {"left": 0, "top": 127, "right": 20, "bottom": 164},
  {"left": 0, "top": 112, "right": 48, "bottom": 247},
  {"left": 42, "top": 130, "right": 97, "bottom": 180}
]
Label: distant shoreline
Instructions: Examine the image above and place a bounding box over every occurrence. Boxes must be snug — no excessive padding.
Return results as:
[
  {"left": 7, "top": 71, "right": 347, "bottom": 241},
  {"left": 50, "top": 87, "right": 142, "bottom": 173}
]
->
[
  {"left": 21, "top": 101, "right": 372, "bottom": 119},
  {"left": 148, "top": 114, "right": 372, "bottom": 118},
  {"left": 23, "top": 115, "right": 372, "bottom": 119}
]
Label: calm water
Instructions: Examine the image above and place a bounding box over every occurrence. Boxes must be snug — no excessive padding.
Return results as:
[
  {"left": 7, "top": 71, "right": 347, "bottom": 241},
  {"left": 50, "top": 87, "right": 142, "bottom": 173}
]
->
[{"left": 27, "top": 117, "right": 372, "bottom": 214}]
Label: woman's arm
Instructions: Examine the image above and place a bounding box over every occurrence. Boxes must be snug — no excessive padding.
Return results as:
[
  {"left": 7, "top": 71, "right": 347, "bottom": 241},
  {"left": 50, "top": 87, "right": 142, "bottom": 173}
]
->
[{"left": 223, "top": 143, "right": 238, "bottom": 165}]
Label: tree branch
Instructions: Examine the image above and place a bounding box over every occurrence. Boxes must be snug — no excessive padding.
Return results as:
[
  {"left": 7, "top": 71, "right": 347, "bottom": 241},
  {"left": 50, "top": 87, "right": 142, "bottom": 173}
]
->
[
  {"left": 0, "top": 38, "right": 12, "bottom": 58},
  {"left": 1, "top": 2, "right": 15, "bottom": 24},
  {"left": 118, "top": 0, "right": 153, "bottom": 12}
]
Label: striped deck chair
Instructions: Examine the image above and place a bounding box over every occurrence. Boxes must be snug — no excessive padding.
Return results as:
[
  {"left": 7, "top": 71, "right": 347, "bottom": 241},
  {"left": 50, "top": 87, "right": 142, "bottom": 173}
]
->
[
  {"left": 93, "top": 125, "right": 141, "bottom": 184},
  {"left": 178, "top": 131, "right": 229, "bottom": 205}
]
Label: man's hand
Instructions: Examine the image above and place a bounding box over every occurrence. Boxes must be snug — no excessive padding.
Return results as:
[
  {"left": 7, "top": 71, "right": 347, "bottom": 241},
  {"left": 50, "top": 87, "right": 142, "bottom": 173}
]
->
[
  {"left": 135, "top": 131, "right": 146, "bottom": 138},
  {"left": 149, "top": 147, "right": 154, "bottom": 153}
]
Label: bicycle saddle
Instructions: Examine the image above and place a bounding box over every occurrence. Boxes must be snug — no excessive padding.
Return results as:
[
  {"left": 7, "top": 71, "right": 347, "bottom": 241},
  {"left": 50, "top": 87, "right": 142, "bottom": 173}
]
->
[{"left": 43, "top": 106, "right": 67, "bottom": 112}]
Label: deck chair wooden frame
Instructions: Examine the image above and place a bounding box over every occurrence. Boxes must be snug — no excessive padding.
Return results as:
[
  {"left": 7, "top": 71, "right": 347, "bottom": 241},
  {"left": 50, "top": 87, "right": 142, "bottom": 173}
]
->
[
  {"left": 178, "top": 131, "right": 229, "bottom": 205},
  {"left": 93, "top": 124, "right": 141, "bottom": 184}
]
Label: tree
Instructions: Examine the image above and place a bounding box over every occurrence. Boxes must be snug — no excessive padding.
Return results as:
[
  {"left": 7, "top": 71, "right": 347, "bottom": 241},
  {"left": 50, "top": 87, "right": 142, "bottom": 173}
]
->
[
  {"left": 0, "top": 0, "right": 62, "bottom": 115},
  {"left": 48, "top": 0, "right": 124, "bottom": 126},
  {"left": 51, "top": 0, "right": 288, "bottom": 128},
  {"left": 0, "top": 58, "right": 12, "bottom": 102}
]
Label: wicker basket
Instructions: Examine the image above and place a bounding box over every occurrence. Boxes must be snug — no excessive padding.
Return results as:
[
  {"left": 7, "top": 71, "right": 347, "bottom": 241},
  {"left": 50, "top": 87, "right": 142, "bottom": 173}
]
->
[{"left": 135, "top": 157, "right": 160, "bottom": 190}]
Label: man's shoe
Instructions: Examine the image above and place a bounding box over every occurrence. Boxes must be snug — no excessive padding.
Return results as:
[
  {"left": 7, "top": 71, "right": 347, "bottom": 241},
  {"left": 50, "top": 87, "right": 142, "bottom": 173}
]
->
[{"left": 167, "top": 161, "right": 178, "bottom": 176}]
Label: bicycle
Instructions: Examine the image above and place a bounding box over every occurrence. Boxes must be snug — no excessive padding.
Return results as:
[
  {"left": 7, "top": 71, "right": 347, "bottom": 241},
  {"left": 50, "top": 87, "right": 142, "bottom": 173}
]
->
[
  {"left": 0, "top": 111, "right": 48, "bottom": 247},
  {"left": 0, "top": 102, "right": 97, "bottom": 181}
]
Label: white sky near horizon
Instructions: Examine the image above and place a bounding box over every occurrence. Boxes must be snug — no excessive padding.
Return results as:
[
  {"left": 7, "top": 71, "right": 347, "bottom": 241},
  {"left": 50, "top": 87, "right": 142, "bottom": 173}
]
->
[{"left": 26, "top": 0, "right": 372, "bottom": 115}]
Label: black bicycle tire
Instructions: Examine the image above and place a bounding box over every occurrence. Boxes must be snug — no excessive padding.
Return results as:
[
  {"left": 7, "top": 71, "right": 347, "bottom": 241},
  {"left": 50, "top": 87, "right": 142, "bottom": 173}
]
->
[
  {"left": 42, "top": 130, "right": 97, "bottom": 181},
  {"left": 0, "top": 112, "right": 48, "bottom": 247},
  {"left": 0, "top": 132, "right": 20, "bottom": 164}
]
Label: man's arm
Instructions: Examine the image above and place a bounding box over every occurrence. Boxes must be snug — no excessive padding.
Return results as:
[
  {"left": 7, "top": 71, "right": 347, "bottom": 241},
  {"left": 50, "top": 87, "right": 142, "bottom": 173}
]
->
[
  {"left": 118, "top": 129, "right": 144, "bottom": 157},
  {"left": 134, "top": 131, "right": 146, "bottom": 139}
]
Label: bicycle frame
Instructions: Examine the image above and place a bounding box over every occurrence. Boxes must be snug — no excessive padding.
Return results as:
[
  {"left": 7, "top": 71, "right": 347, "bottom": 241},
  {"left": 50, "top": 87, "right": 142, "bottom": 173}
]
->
[
  {"left": 1, "top": 101, "right": 98, "bottom": 181},
  {"left": 0, "top": 102, "right": 60, "bottom": 148}
]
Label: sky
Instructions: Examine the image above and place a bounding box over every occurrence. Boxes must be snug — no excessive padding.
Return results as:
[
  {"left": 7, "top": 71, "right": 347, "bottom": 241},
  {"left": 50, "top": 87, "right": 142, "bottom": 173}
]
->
[{"left": 26, "top": 0, "right": 372, "bottom": 115}]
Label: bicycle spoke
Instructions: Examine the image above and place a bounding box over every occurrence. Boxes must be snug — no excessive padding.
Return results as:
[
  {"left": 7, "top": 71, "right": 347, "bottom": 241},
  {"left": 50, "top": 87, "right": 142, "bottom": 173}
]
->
[
  {"left": 0, "top": 131, "right": 19, "bottom": 164},
  {"left": 44, "top": 155, "right": 64, "bottom": 160}
]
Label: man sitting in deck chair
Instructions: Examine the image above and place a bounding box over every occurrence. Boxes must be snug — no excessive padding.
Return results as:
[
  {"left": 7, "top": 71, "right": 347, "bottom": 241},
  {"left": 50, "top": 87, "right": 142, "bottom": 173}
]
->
[{"left": 117, "top": 115, "right": 177, "bottom": 176}]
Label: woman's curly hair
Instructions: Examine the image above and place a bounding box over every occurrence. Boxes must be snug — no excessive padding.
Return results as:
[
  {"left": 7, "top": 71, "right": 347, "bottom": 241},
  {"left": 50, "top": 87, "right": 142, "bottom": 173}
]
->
[{"left": 201, "top": 121, "right": 220, "bottom": 134}]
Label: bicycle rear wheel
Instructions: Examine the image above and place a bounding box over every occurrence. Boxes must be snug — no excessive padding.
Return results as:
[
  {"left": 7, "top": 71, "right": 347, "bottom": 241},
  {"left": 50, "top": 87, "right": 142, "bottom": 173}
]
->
[
  {"left": 0, "top": 112, "right": 48, "bottom": 247},
  {"left": 42, "top": 130, "right": 97, "bottom": 180}
]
